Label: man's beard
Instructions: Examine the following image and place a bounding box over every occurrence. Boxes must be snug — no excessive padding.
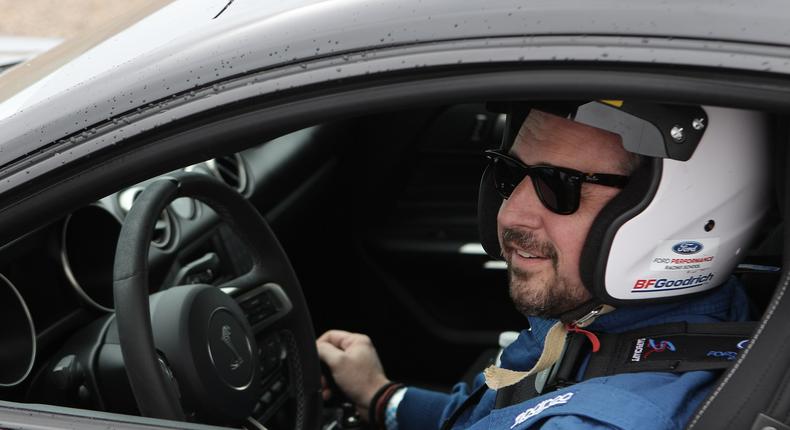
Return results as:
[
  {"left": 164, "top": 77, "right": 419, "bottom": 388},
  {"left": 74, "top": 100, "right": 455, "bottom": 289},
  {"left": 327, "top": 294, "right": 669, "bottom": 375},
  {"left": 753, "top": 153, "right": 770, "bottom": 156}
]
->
[{"left": 502, "top": 228, "right": 592, "bottom": 318}]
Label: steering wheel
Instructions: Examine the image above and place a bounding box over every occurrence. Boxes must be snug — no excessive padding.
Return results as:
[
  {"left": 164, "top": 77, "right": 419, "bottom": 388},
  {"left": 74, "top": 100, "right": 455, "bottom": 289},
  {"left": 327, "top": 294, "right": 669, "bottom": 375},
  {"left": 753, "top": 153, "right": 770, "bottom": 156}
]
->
[{"left": 112, "top": 171, "right": 321, "bottom": 428}]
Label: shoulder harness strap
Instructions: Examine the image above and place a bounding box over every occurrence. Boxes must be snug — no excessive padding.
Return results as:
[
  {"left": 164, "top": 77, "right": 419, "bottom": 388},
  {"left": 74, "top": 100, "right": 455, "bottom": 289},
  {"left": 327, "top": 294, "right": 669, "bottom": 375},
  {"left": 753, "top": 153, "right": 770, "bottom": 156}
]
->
[{"left": 493, "top": 321, "right": 756, "bottom": 410}]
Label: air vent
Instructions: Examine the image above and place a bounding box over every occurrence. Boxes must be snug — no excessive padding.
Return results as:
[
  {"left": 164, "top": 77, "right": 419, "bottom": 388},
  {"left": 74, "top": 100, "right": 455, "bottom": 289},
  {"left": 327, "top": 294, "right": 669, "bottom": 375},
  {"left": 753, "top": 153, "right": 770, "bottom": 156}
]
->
[
  {"left": 207, "top": 154, "right": 247, "bottom": 193},
  {"left": 151, "top": 209, "right": 176, "bottom": 249},
  {"left": 117, "top": 187, "right": 176, "bottom": 249}
]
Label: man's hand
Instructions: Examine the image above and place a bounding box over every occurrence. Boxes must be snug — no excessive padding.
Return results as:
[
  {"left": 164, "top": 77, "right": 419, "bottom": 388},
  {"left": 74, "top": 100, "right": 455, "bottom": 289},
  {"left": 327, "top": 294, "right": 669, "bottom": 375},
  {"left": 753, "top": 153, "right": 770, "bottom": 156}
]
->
[{"left": 316, "top": 330, "right": 391, "bottom": 416}]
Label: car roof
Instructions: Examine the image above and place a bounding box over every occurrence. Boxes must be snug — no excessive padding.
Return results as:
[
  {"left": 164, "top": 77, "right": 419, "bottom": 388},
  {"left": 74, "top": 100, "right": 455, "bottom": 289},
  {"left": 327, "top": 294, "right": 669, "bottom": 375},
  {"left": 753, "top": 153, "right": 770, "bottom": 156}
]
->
[
  {"left": 3, "top": 0, "right": 790, "bottom": 111},
  {"left": 1, "top": 0, "right": 789, "bottom": 178}
]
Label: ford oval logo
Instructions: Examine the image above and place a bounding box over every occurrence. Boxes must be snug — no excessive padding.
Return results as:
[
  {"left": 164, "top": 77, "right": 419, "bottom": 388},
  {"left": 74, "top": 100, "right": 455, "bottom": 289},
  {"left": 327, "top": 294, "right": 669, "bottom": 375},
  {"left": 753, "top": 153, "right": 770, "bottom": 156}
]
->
[{"left": 672, "top": 241, "right": 703, "bottom": 255}]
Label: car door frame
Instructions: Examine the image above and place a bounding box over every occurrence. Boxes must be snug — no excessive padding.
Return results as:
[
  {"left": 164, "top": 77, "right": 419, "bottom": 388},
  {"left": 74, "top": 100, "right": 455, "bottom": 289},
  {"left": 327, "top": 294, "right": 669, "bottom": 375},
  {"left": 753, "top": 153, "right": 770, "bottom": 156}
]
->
[{"left": 2, "top": 35, "right": 790, "bottom": 429}]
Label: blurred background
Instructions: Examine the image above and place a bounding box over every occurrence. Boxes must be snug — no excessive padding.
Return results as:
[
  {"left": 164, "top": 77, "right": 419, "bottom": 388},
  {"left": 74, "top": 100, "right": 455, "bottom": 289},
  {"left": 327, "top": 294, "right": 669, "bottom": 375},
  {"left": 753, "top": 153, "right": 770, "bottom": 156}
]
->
[
  {"left": 0, "top": 0, "right": 151, "bottom": 38},
  {"left": 0, "top": 0, "right": 160, "bottom": 79}
]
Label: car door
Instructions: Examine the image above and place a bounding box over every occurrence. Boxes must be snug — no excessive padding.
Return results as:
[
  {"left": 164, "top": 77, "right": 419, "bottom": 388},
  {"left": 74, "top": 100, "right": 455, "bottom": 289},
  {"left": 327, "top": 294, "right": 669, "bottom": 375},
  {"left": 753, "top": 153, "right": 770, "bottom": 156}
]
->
[{"left": 3, "top": 1, "right": 790, "bottom": 428}]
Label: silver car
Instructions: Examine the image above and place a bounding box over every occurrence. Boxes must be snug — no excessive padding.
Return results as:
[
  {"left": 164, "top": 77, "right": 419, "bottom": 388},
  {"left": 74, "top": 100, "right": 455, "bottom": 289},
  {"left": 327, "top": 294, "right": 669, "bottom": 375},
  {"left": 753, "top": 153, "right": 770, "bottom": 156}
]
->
[{"left": 0, "top": 1, "right": 787, "bottom": 429}]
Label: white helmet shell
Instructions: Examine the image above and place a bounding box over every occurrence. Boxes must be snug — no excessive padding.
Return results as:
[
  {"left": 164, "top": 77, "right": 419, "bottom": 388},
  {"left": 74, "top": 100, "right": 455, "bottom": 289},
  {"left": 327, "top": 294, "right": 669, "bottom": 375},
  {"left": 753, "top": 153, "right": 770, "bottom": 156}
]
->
[{"left": 603, "top": 107, "right": 771, "bottom": 301}]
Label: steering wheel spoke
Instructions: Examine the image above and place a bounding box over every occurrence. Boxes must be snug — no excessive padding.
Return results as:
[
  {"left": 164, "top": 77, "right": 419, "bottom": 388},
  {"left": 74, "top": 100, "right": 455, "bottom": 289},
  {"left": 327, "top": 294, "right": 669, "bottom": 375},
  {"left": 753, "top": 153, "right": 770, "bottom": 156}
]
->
[
  {"left": 234, "top": 283, "right": 294, "bottom": 334},
  {"left": 218, "top": 269, "right": 267, "bottom": 295}
]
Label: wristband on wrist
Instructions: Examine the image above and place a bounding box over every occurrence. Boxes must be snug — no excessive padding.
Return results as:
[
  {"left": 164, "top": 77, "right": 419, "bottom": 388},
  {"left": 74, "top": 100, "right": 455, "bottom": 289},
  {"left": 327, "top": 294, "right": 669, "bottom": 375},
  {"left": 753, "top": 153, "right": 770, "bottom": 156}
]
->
[{"left": 367, "top": 381, "right": 405, "bottom": 429}]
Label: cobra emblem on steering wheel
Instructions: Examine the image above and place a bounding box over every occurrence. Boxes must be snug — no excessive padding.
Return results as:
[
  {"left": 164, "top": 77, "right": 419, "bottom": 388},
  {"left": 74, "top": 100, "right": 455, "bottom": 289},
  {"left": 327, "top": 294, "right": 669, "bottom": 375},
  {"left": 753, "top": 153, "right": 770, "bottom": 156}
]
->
[{"left": 221, "top": 325, "right": 244, "bottom": 371}]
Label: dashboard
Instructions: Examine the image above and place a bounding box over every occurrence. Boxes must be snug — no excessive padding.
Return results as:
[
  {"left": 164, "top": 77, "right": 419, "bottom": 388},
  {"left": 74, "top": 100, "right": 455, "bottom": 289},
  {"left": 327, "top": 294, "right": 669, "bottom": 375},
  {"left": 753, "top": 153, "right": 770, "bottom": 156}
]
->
[
  {"left": 0, "top": 124, "right": 341, "bottom": 419},
  {"left": 62, "top": 154, "right": 249, "bottom": 313},
  {"left": 0, "top": 154, "right": 251, "bottom": 403}
]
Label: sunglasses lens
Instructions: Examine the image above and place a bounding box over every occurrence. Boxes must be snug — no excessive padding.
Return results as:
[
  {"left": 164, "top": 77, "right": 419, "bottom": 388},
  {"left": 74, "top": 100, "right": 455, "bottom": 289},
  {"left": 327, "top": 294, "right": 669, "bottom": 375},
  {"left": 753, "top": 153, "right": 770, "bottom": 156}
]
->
[
  {"left": 491, "top": 158, "right": 524, "bottom": 198},
  {"left": 487, "top": 152, "right": 582, "bottom": 214},
  {"left": 532, "top": 168, "right": 580, "bottom": 214}
]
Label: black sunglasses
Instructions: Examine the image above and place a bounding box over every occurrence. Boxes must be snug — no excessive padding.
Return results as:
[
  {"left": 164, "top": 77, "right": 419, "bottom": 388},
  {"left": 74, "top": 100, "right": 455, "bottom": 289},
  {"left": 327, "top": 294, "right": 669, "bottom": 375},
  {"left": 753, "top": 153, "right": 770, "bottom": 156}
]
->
[{"left": 484, "top": 149, "right": 630, "bottom": 215}]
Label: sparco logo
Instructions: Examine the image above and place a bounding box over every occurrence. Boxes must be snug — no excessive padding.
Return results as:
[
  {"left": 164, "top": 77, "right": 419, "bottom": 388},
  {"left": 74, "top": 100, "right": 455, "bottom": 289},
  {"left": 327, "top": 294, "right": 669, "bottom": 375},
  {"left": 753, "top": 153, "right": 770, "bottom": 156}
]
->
[
  {"left": 672, "top": 241, "right": 703, "bottom": 255},
  {"left": 510, "top": 392, "right": 574, "bottom": 428}
]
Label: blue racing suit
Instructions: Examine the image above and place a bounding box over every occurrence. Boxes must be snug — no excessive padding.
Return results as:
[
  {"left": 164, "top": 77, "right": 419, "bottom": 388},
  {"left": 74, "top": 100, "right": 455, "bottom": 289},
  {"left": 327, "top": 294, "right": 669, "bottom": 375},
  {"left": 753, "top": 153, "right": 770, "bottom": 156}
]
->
[{"left": 395, "top": 277, "right": 750, "bottom": 429}]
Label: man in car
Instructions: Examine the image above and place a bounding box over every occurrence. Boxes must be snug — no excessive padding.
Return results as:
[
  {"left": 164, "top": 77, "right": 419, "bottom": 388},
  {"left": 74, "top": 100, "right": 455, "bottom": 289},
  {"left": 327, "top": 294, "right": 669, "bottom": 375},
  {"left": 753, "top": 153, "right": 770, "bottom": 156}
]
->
[{"left": 317, "top": 101, "right": 763, "bottom": 429}]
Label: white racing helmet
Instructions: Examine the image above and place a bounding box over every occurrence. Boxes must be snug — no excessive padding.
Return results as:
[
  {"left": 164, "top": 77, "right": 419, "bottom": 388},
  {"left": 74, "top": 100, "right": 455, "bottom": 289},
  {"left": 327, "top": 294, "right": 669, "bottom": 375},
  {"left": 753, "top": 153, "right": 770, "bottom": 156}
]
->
[{"left": 478, "top": 101, "right": 771, "bottom": 311}]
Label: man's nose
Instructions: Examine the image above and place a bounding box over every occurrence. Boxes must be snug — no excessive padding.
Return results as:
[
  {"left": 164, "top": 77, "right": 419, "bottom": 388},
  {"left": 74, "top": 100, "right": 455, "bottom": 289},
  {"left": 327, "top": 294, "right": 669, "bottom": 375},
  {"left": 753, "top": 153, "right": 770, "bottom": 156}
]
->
[{"left": 497, "top": 177, "right": 546, "bottom": 229}]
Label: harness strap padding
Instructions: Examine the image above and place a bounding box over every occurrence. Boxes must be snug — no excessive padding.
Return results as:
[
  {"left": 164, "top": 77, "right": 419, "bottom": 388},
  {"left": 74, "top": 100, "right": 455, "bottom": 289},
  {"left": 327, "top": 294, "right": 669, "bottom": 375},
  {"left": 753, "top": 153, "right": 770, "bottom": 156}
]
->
[
  {"left": 584, "top": 322, "right": 757, "bottom": 378},
  {"left": 494, "top": 321, "right": 756, "bottom": 411},
  {"left": 484, "top": 322, "right": 568, "bottom": 390}
]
